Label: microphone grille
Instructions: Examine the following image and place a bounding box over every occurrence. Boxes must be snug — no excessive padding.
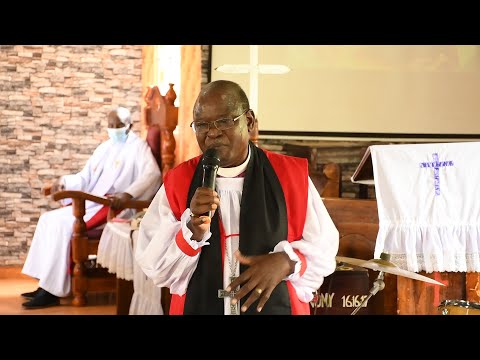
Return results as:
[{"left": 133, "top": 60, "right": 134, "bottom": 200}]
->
[{"left": 202, "top": 148, "right": 220, "bottom": 166}]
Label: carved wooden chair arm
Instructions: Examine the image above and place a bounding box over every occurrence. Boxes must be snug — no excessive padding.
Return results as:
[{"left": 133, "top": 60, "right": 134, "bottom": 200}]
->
[
  {"left": 120, "top": 199, "right": 152, "bottom": 210},
  {"left": 52, "top": 190, "right": 111, "bottom": 205},
  {"left": 52, "top": 190, "right": 152, "bottom": 220}
]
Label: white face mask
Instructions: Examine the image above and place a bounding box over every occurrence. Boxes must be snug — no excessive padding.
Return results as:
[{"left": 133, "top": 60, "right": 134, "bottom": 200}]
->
[{"left": 107, "top": 127, "right": 128, "bottom": 143}]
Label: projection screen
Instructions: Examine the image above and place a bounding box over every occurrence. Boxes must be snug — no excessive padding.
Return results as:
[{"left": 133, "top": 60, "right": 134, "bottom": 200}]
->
[{"left": 211, "top": 45, "right": 480, "bottom": 140}]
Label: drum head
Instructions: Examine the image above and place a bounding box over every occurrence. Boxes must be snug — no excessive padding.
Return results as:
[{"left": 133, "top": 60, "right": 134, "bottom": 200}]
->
[{"left": 438, "top": 299, "right": 480, "bottom": 315}]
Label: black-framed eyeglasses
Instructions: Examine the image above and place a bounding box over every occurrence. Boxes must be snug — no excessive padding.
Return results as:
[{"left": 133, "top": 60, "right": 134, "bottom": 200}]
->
[{"left": 190, "top": 109, "right": 249, "bottom": 134}]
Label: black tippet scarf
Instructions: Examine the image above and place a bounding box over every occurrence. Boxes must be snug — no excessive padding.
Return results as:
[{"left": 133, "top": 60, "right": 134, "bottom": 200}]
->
[{"left": 183, "top": 142, "right": 292, "bottom": 315}]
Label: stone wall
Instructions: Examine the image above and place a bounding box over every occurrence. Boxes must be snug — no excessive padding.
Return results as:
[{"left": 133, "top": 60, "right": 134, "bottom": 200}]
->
[{"left": 0, "top": 45, "right": 143, "bottom": 265}]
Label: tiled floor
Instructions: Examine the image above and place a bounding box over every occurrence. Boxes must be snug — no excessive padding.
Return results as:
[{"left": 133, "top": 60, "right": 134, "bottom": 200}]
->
[{"left": 0, "top": 267, "right": 116, "bottom": 315}]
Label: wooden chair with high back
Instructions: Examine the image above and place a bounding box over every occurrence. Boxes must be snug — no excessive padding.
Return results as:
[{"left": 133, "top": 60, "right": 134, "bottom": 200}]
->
[
  {"left": 49, "top": 84, "right": 178, "bottom": 313},
  {"left": 252, "top": 120, "right": 342, "bottom": 198},
  {"left": 280, "top": 143, "right": 342, "bottom": 198}
]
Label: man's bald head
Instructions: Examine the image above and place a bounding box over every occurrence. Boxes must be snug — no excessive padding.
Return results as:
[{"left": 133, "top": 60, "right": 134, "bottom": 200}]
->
[{"left": 193, "top": 80, "right": 249, "bottom": 118}]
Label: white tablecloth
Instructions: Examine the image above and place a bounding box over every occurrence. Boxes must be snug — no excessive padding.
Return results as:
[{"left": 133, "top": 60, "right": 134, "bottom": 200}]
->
[{"left": 371, "top": 141, "right": 480, "bottom": 273}]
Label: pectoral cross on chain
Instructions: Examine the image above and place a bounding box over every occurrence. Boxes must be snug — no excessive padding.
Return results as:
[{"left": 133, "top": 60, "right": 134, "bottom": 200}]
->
[{"left": 218, "top": 276, "right": 239, "bottom": 315}]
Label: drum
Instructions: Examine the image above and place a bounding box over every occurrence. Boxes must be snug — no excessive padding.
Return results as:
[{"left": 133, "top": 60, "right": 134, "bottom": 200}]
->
[
  {"left": 310, "top": 263, "right": 370, "bottom": 315},
  {"left": 438, "top": 300, "right": 480, "bottom": 315}
]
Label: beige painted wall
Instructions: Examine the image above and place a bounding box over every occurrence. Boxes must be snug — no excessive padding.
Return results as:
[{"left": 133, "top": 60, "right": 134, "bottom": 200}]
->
[{"left": 211, "top": 45, "right": 480, "bottom": 136}]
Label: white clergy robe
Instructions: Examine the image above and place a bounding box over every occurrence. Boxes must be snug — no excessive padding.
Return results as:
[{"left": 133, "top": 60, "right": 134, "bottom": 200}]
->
[
  {"left": 135, "top": 158, "right": 339, "bottom": 315},
  {"left": 22, "top": 132, "right": 162, "bottom": 297}
]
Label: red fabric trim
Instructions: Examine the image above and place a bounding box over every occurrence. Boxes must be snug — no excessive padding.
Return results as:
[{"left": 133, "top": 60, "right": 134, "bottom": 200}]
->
[
  {"left": 294, "top": 249, "right": 307, "bottom": 277},
  {"left": 164, "top": 156, "right": 202, "bottom": 315},
  {"left": 85, "top": 205, "right": 109, "bottom": 230},
  {"left": 164, "top": 156, "right": 201, "bottom": 220},
  {"left": 264, "top": 149, "right": 309, "bottom": 315},
  {"left": 175, "top": 231, "right": 201, "bottom": 257},
  {"left": 265, "top": 150, "right": 308, "bottom": 242},
  {"left": 225, "top": 233, "right": 240, "bottom": 238},
  {"left": 170, "top": 221, "right": 226, "bottom": 315},
  {"left": 286, "top": 281, "right": 310, "bottom": 315},
  {"left": 169, "top": 294, "right": 186, "bottom": 315},
  {"left": 219, "top": 219, "right": 226, "bottom": 278}
]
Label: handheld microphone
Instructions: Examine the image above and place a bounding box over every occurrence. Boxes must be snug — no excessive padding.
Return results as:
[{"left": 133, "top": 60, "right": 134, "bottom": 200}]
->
[
  {"left": 202, "top": 148, "right": 220, "bottom": 189},
  {"left": 201, "top": 148, "right": 220, "bottom": 217}
]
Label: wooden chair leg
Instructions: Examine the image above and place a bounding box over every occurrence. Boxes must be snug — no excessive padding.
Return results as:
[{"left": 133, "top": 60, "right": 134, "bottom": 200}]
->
[{"left": 116, "top": 278, "right": 134, "bottom": 315}]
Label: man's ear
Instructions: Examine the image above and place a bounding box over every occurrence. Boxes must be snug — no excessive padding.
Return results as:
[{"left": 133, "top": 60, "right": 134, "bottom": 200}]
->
[{"left": 246, "top": 109, "right": 256, "bottom": 132}]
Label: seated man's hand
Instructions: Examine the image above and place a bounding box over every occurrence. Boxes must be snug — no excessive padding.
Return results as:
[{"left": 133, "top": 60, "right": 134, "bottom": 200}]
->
[
  {"left": 108, "top": 192, "right": 133, "bottom": 210},
  {"left": 48, "top": 179, "right": 65, "bottom": 194},
  {"left": 41, "top": 184, "right": 53, "bottom": 196}
]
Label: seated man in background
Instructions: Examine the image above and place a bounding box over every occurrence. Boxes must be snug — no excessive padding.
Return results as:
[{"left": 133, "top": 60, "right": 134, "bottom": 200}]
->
[{"left": 21, "top": 107, "right": 162, "bottom": 309}]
